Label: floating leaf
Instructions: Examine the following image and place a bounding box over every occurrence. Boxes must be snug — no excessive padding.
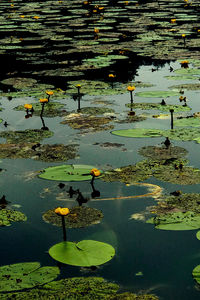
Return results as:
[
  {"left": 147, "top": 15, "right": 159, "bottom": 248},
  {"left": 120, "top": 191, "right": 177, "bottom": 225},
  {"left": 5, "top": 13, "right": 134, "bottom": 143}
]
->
[
  {"left": 147, "top": 211, "right": 200, "bottom": 230},
  {"left": 111, "top": 128, "right": 163, "bottom": 138},
  {"left": 126, "top": 102, "right": 191, "bottom": 112},
  {"left": 39, "top": 164, "right": 101, "bottom": 181},
  {"left": 49, "top": 240, "right": 115, "bottom": 266},
  {"left": 196, "top": 231, "right": 200, "bottom": 240},
  {"left": 192, "top": 265, "right": 200, "bottom": 285},
  {"left": 135, "top": 91, "right": 180, "bottom": 98},
  {"left": 138, "top": 145, "right": 188, "bottom": 160},
  {"left": 174, "top": 117, "right": 200, "bottom": 127},
  {"left": 0, "top": 129, "right": 53, "bottom": 144},
  {"left": 0, "top": 262, "right": 60, "bottom": 292},
  {"left": 43, "top": 207, "right": 103, "bottom": 228},
  {"left": 0, "top": 209, "right": 27, "bottom": 226}
]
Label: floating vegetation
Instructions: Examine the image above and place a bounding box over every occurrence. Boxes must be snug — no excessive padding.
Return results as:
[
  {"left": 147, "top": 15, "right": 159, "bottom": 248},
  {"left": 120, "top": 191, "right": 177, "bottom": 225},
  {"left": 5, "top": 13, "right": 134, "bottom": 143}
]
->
[
  {"left": 39, "top": 164, "right": 101, "bottom": 181},
  {"left": 111, "top": 128, "right": 200, "bottom": 144},
  {"left": 192, "top": 265, "right": 200, "bottom": 285},
  {"left": 0, "top": 262, "right": 59, "bottom": 292},
  {"left": 174, "top": 116, "right": 200, "bottom": 127},
  {"left": 1, "top": 77, "right": 37, "bottom": 90},
  {"left": 0, "top": 209, "right": 27, "bottom": 226},
  {"left": 43, "top": 206, "right": 103, "bottom": 228},
  {"left": 61, "top": 114, "right": 114, "bottom": 132},
  {"left": 135, "top": 91, "right": 180, "bottom": 98},
  {"left": 126, "top": 102, "right": 191, "bottom": 112},
  {"left": 0, "top": 143, "right": 78, "bottom": 161},
  {"left": 169, "top": 83, "right": 200, "bottom": 91},
  {"left": 147, "top": 211, "right": 200, "bottom": 231},
  {"left": 14, "top": 102, "right": 66, "bottom": 118},
  {"left": 149, "top": 193, "right": 200, "bottom": 215},
  {"left": 49, "top": 240, "right": 115, "bottom": 266},
  {"left": 0, "top": 129, "right": 53, "bottom": 144},
  {"left": 0, "top": 277, "right": 119, "bottom": 300},
  {"left": 72, "top": 107, "right": 115, "bottom": 115},
  {"left": 138, "top": 145, "right": 188, "bottom": 160}
]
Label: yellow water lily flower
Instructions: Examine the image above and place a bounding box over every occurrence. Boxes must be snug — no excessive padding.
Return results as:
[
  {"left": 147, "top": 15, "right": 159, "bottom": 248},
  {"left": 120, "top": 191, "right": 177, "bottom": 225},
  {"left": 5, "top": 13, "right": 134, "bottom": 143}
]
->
[
  {"left": 108, "top": 74, "right": 116, "bottom": 78},
  {"left": 171, "top": 18, "right": 176, "bottom": 23},
  {"left": 127, "top": 86, "right": 136, "bottom": 92},
  {"left": 24, "top": 104, "right": 33, "bottom": 110},
  {"left": 39, "top": 98, "right": 48, "bottom": 103},
  {"left": 94, "top": 28, "right": 99, "bottom": 34},
  {"left": 46, "top": 90, "right": 54, "bottom": 96},
  {"left": 90, "top": 168, "right": 101, "bottom": 177},
  {"left": 55, "top": 207, "right": 70, "bottom": 216}
]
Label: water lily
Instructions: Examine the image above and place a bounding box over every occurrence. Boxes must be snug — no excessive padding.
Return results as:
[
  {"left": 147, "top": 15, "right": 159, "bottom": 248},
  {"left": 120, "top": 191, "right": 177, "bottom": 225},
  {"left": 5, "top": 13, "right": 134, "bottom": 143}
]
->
[
  {"left": 55, "top": 207, "right": 70, "bottom": 241},
  {"left": 46, "top": 90, "right": 54, "bottom": 101},
  {"left": 127, "top": 86, "right": 136, "bottom": 104},
  {"left": 24, "top": 104, "right": 33, "bottom": 110},
  {"left": 170, "top": 18, "right": 176, "bottom": 23},
  {"left": 40, "top": 98, "right": 48, "bottom": 103},
  {"left": 90, "top": 168, "right": 101, "bottom": 177},
  {"left": 180, "top": 60, "right": 189, "bottom": 68}
]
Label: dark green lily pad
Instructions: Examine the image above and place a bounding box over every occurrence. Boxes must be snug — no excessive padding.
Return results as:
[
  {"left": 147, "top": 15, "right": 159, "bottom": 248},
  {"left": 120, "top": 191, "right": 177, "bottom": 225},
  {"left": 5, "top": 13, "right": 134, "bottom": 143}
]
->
[
  {"left": 39, "top": 164, "right": 101, "bottom": 181},
  {"left": 193, "top": 265, "right": 200, "bottom": 285},
  {"left": 174, "top": 117, "right": 200, "bottom": 127},
  {"left": 1, "top": 77, "right": 37, "bottom": 90},
  {"left": 74, "top": 107, "right": 115, "bottom": 115},
  {"left": 0, "top": 209, "right": 27, "bottom": 226},
  {"left": 108, "top": 292, "right": 159, "bottom": 300},
  {"left": 0, "top": 129, "right": 53, "bottom": 144},
  {"left": 14, "top": 102, "right": 66, "bottom": 117},
  {"left": 147, "top": 211, "right": 200, "bottom": 230},
  {"left": 126, "top": 102, "right": 191, "bottom": 112},
  {"left": 138, "top": 145, "right": 188, "bottom": 160},
  {"left": 196, "top": 231, "right": 200, "bottom": 240},
  {"left": 49, "top": 240, "right": 115, "bottom": 266},
  {"left": 0, "top": 262, "right": 60, "bottom": 292},
  {"left": 135, "top": 91, "right": 180, "bottom": 98},
  {"left": 0, "top": 277, "right": 119, "bottom": 299},
  {"left": 43, "top": 207, "right": 103, "bottom": 228}
]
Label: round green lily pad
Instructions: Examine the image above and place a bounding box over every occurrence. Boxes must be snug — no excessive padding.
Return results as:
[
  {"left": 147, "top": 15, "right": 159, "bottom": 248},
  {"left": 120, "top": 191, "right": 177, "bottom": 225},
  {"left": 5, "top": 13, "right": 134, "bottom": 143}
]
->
[
  {"left": 0, "top": 209, "right": 27, "bottom": 226},
  {"left": 49, "top": 240, "right": 115, "bottom": 266},
  {"left": 196, "top": 231, "right": 200, "bottom": 240},
  {"left": 39, "top": 164, "right": 101, "bottom": 181},
  {"left": 43, "top": 207, "right": 103, "bottom": 228},
  {"left": 135, "top": 91, "right": 180, "bottom": 98},
  {"left": 111, "top": 128, "right": 163, "bottom": 138},
  {"left": 147, "top": 211, "right": 200, "bottom": 230},
  {"left": 0, "top": 262, "right": 60, "bottom": 292}
]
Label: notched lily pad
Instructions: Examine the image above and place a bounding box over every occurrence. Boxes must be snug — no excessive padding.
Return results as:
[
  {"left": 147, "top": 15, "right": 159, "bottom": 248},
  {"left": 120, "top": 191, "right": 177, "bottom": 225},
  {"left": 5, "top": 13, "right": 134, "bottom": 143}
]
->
[
  {"left": 0, "top": 129, "right": 53, "bottom": 144},
  {"left": 0, "top": 209, "right": 27, "bottom": 226},
  {"left": 0, "top": 262, "right": 60, "bottom": 292},
  {"left": 49, "top": 240, "right": 115, "bottom": 266},
  {"left": 39, "top": 164, "right": 101, "bottom": 181},
  {"left": 43, "top": 206, "right": 103, "bottom": 228}
]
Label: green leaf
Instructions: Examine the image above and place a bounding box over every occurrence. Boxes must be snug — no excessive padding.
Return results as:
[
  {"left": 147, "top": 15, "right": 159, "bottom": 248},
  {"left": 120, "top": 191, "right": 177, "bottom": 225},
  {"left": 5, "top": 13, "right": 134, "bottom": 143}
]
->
[
  {"left": 192, "top": 265, "right": 200, "bottom": 284},
  {"left": 0, "top": 262, "right": 60, "bottom": 292},
  {"left": 196, "top": 231, "right": 200, "bottom": 240},
  {"left": 39, "top": 164, "right": 101, "bottom": 181},
  {"left": 49, "top": 240, "right": 115, "bottom": 266},
  {"left": 135, "top": 91, "right": 180, "bottom": 98},
  {"left": 111, "top": 128, "right": 163, "bottom": 138},
  {"left": 0, "top": 209, "right": 27, "bottom": 226}
]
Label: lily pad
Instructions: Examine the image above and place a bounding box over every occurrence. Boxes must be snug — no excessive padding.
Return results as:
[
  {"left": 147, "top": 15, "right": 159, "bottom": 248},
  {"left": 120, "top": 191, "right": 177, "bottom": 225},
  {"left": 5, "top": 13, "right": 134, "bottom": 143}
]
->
[
  {"left": 135, "top": 91, "right": 180, "bottom": 98},
  {"left": 49, "top": 240, "right": 115, "bottom": 266},
  {"left": 196, "top": 231, "right": 200, "bottom": 240},
  {"left": 147, "top": 211, "right": 200, "bottom": 230},
  {"left": 1, "top": 77, "right": 37, "bottom": 90},
  {"left": 43, "top": 207, "right": 103, "bottom": 228},
  {"left": 126, "top": 102, "right": 191, "bottom": 112},
  {"left": 169, "top": 83, "right": 200, "bottom": 91},
  {"left": 0, "top": 209, "right": 27, "bottom": 226},
  {"left": 174, "top": 117, "right": 200, "bottom": 127},
  {"left": 0, "top": 262, "right": 60, "bottom": 292},
  {"left": 0, "top": 129, "right": 53, "bottom": 144},
  {"left": 39, "top": 164, "right": 101, "bottom": 181},
  {"left": 111, "top": 128, "right": 163, "bottom": 138},
  {"left": 138, "top": 145, "right": 188, "bottom": 160},
  {"left": 192, "top": 265, "right": 200, "bottom": 285},
  {"left": 14, "top": 102, "right": 65, "bottom": 117}
]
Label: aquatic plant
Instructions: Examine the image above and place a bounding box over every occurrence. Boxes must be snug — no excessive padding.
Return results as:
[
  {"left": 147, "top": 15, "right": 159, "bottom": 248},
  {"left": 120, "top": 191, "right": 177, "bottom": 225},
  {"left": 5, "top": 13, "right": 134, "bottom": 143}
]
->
[
  {"left": 49, "top": 240, "right": 115, "bottom": 266},
  {"left": 0, "top": 209, "right": 27, "bottom": 226},
  {"left": 55, "top": 207, "right": 70, "bottom": 241},
  {"left": 39, "top": 98, "right": 48, "bottom": 117}
]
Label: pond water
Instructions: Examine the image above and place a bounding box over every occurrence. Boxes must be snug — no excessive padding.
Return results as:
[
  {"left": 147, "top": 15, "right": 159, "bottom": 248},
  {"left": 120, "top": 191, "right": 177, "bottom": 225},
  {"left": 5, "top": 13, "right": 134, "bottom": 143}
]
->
[{"left": 1, "top": 0, "right": 200, "bottom": 299}]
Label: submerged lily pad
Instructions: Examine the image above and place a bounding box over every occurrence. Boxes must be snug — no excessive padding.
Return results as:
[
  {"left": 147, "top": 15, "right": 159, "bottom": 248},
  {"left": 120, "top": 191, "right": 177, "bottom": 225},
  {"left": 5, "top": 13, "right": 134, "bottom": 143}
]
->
[
  {"left": 39, "top": 164, "right": 101, "bottom": 181},
  {"left": 0, "top": 277, "right": 119, "bottom": 299},
  {"left": 43, "top": 207, "right": 103, "bottom": 228},
  {"left": 0, "top": 143, "right": 78, "bottom": 162},
  {"left": 138, "top": 145, "right": 188, "bottom": 160},
  {"left": 0, "top": 262, "right": 60, "bottom": 292},
  {"left": 0, "top": 209, "right": 27, "bottom": 226},
  {"left": 0, "top": 129, "right": 53, "bottom": 144},
  {"left": 14, "top": 102, "right": 66, "bottom": 117},
  {"left": 135, "top": 91, "right": 180, "bottom": 98},
  {"left": 49, "top": 240, "right": 115, "bottom": 266},
  {"left": 147, "top": 211, "right": 200, "bottom": 230}
]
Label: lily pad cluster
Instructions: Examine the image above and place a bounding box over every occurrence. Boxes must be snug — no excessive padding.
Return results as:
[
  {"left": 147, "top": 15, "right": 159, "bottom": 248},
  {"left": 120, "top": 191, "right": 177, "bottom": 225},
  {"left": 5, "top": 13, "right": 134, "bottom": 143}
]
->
[
  {"left": 0, "top": 209, "right": 27, "bottom": 226},
  {"left": 0, "top": 276, "right": 159, "bottom": 299},
  {"left": 0, "top": 129, "right": 53, "bottom": 144},
  {"left": 138, "top": 145, "right": 188, "bottom": 160},
  {"left": 43, "top": 206, "right": 103, "bottom": 228},
  {"left": 0, "top": 262, "right": 59, "bottom": 292}
]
